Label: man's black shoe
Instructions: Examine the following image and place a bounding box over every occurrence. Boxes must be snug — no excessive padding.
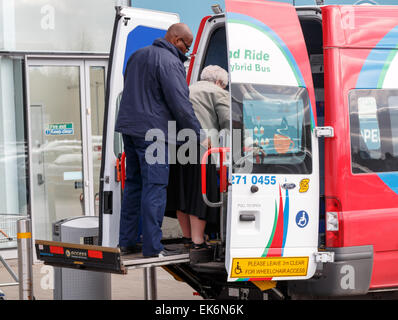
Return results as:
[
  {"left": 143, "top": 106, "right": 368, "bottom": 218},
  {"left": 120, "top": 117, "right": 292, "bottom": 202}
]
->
[
  {"left": 118, "top": 244, "right": 142, "bottom": 256},
  {"left": 146, "top": 248, "right": 183, "bottom": 258}
]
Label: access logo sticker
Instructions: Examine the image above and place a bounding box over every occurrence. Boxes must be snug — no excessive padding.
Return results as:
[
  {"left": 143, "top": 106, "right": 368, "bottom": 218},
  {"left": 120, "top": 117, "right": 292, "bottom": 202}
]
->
[{"left": 65, "top": 249, "right": 87, "bottom": 259}]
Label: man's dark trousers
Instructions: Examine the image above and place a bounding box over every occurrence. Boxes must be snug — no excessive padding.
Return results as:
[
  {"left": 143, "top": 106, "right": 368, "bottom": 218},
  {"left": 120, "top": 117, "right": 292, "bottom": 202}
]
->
[{"left": 119, "top": 134, "right": 169, "bottom": 257}]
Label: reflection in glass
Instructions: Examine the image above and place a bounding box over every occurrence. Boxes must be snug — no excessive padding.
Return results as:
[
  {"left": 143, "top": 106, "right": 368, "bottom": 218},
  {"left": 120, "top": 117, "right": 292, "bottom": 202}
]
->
[
  {"left": 349, "top": 89, "right": 398, "bottom": 174},
  {"left": 29, "top": 65, "right": 83, "bottom": 240},
  {"left": 89, "top": 66, "right": 105, "bottom": 216},
  {"left": 357, "top": 96, "right": 381, "bottom": 158},
  {"left": 114, "top": 91, "right": 124, "bottom": 157},
  {"left": 231, "top": 83, "right": 312, "bottom": 174},
  {"left": 243, "top": 95, "right": 304, "bottom": 156},
  {"left": 1, "top": 0, "right": 123, "bottom": 52},
  {"left": 0, "top": 57, "right": 28, "bottom": 249},
  {"left": 388, "top": 96, "right": 398, "bottom": 157}
]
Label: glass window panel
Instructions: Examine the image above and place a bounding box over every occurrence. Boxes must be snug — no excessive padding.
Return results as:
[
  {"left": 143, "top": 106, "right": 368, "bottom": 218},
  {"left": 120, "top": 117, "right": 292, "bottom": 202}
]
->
[
  {"left": 202, "top": 26, "right": 228, "bottom": 77},
  {"left": 114, "top": 91, "right": 123, "bottom": 157},
  {"left": 89, "top": 66, "right": 106, "bottom": 216},
  {"left": 243, "top": 96, "right": 305, "bottom": 155},
  {"left": 358, "top": 96, "right": 381, "bottom": 157},
  {"left": 324, "top": 0, "right": 397, "bottom": 4},
  {"left": 388, "top": 96, "right": 398, "bottom": 157},
  {"left": 29, "top": 65, "right": 84, "bottom": 241},
  {"left": 349, "top": 89, "right": 398, "bottom": 174},
  {"left": 0, "top": 56, "right": 28, "bottom": 249},
  {"left": 231, "top": 83, "right": 312, "bottom": 174},
  {"left": 1, "top": 0, "right": 128, "bottom": 52}
]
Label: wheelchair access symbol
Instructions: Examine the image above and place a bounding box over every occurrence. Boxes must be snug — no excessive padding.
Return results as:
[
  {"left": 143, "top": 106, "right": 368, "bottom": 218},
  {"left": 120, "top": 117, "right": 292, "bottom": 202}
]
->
[
  {"left": 296, "top": 210, "right": 309, "bottom": 228},
  {"left": 234, "top": 262, "right": 243, "bottom": 275}
]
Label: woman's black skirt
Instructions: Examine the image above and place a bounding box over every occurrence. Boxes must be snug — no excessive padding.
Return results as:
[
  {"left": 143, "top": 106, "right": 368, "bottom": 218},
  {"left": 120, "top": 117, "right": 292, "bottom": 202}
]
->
[{"left": 166, "top": 145, "right": 220, "bottom": 230}]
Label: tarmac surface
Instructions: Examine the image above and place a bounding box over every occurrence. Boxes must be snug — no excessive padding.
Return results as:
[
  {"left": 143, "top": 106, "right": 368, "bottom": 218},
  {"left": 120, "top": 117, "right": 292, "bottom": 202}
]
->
[{"left": 0, "top": 258, "right": 204, "bottom": 300}]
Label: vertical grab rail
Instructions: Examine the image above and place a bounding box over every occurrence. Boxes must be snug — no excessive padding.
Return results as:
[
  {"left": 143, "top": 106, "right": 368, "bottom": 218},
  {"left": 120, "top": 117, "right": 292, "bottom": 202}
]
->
[
  {"left": 121, "top": 152, "right": 126, "bottom": 190},
  {"left": 201, "top": 147, "right": 230, "bottom": 244},
  {"left": 201, "top": 147, "right": 230, "bottom": 207},
  {"left": 116, "top": 152, "right": 126, "bottom": 191}
]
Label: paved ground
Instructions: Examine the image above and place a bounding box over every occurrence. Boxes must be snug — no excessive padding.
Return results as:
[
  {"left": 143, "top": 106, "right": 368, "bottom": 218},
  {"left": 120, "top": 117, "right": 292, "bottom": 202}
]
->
[
  {"left": 0, "top": 259, "right": 204, "bottom": 300},
  {"left": 0, "top": 217, "right": 206, "bottom": 300}
]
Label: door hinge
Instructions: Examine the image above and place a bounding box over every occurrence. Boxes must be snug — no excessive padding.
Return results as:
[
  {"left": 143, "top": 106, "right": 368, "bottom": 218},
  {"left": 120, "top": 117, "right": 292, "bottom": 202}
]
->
[
  {"left": 315, "top": 251, "right": 335, "bottom": 263},
  {"left": 100, "top": 176, "right": 110, "bottom": 184},
  {"left": 123, "top": 17, "right": 130, "bottom": 26}
]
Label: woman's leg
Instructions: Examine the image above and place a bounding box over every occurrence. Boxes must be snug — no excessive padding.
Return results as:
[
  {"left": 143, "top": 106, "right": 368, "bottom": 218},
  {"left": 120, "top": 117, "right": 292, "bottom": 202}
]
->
[
  {"left": 189, "top": 215, "right": 207, "bottom": 244},
  {"left": 177, "top": 210, "right": 191, "bottom": 239}
]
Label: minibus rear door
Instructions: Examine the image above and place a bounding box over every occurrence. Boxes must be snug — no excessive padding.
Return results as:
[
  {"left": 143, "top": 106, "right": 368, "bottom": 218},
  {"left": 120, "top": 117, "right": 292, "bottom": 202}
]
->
[
  {"left": 224, "top": 0, "right": 320, "bottom": 282},
  {"left": 100, "top": 6, "right": 179, "bottom": 247}
]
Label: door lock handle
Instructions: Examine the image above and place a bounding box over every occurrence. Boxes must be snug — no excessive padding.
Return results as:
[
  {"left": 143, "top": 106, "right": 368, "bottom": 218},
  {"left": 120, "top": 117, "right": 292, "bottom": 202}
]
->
[
  {"left": 37, "top": 173, "right": 44, "bottom": 186},
  {"left": 250, "top": 185, "right": 259, "bottom": 193},
  {"left": 240, "top": 214, "right": 256, "bottom": 222}
]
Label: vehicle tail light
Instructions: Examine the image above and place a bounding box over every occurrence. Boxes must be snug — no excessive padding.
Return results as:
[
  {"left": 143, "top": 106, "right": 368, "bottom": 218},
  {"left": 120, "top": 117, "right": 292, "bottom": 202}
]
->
[{"left": 325, "top": 197, "right": 344, "bottom": 247}]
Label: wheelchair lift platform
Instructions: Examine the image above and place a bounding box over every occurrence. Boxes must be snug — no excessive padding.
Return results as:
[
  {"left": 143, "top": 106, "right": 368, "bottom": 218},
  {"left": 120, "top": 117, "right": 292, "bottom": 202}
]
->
[
  {"left": 35, "top": 240, "right": 194, "bottom": 299},
  {"left": 35, "top": 240, "right": 190, "bottom": 274}
]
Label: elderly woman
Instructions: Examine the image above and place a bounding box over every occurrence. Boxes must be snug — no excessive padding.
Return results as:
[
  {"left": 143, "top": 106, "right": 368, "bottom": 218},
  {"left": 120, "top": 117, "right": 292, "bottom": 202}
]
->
[{"left": 167, "top": 65, "right": 230, "bottom": 250}]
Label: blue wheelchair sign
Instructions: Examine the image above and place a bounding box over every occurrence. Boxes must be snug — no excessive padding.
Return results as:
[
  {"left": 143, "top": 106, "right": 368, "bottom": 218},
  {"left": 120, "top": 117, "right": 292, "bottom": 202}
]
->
[{"left": 296, "top": 210, "right": 309, "bottom": 228}]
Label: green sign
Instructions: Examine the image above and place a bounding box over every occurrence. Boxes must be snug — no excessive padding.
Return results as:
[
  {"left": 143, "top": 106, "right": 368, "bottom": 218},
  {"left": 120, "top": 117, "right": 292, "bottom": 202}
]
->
[{"left": 45, "top": 123, "right": 74, "bottom": 136}]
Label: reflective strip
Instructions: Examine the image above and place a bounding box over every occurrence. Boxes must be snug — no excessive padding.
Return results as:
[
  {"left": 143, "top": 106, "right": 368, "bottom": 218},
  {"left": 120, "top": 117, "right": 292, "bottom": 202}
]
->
[
  {"left": 17, "top": 232, "right": 32, "bottom": 239},
  {"left": 50, "top": 246, "right": 64, "bottom": 255},
  {"left": 88, "top": 250, "right": 103, "bottom": 259}
]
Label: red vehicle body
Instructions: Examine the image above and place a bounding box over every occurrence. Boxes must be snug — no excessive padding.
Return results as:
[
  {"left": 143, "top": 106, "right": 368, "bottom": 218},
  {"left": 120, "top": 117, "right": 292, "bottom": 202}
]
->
[
  {"left": 186, "top": 2, "right": 398, "bottom": 296},
  {"left": 322, "top": 6, "right": 398, "bottom": 290}
]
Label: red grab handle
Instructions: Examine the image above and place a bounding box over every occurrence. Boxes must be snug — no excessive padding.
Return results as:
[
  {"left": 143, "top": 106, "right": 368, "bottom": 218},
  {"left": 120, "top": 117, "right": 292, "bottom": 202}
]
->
[
  {"left": 201, "top": 147, "right": 230, "bottom": 207},
  {"left": 121, "top": 152, "right": 126, "bottom": 190}
]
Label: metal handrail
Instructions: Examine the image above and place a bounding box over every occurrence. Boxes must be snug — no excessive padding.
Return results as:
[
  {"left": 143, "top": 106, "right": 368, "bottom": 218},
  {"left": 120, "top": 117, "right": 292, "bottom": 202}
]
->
[{"left": 201, "top": 147, "right": 230, "bottom": 208}]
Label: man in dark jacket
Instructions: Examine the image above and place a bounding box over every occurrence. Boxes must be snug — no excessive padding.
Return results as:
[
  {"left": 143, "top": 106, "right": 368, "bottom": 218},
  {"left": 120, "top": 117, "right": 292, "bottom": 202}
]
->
[{"left": 115, "top": 23, "right": 206, "bottom": 257}]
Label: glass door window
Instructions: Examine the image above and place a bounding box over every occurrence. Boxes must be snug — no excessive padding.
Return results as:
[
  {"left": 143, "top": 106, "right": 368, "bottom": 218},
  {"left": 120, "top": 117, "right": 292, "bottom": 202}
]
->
[
  {"left": 28, "top": 59, "right": 107, "bottom": 241},
  {"left": 85, "top": 62, "right": 107, "bottom": 217},
  {"left": 0, "top": 56, "right": 28, "bottom": 249}
]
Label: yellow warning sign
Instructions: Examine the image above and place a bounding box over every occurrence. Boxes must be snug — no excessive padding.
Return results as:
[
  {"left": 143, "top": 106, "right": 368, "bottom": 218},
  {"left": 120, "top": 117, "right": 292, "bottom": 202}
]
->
[{"left": 231, "top": 256, "right": 309, "bottom": 278}]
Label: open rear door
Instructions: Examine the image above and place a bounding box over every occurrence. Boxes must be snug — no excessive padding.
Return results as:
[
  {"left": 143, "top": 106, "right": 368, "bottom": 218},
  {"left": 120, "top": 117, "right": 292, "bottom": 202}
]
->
[
  {"left": 100, "top": 7, "right": 179, "bottom": 247},
  {"left": 224, "top": 0, "right": 319, "bottom": 282}
]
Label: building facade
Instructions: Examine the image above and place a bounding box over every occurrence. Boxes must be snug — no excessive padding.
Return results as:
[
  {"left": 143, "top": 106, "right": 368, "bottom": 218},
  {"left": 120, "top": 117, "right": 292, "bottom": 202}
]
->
[
  {"left": 0, "top": 0, "right": 225, "bottom": 256},
  {"left": 0, "top": 0, "right": 129, "bottom": 255}
]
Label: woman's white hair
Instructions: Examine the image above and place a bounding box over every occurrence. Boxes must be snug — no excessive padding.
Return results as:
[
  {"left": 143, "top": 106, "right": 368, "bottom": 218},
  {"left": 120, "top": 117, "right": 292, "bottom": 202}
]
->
[{"left": 200, "top": 65, "right": 229, "bottom": 87}]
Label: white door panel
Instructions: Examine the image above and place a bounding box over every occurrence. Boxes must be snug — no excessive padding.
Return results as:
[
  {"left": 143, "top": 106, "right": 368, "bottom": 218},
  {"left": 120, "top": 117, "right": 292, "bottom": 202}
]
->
[{"left": 101, "top": 7, "right": 179, "bottom": 247}]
